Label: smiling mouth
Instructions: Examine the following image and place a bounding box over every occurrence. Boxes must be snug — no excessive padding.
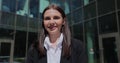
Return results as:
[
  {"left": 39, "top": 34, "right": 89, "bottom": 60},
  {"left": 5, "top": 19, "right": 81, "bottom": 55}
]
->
[{"left": 48, "top": 25, "right": 56, "bottom": 31}]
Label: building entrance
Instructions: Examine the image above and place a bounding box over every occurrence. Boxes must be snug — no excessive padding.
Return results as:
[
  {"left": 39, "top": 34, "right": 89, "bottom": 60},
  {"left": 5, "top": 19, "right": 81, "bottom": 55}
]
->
[
  {"left": 99, "top": 33, "right": 120, "bottom": 63},
  {"left": 0, "top": 38, "right": 14, "bottom": 63}
]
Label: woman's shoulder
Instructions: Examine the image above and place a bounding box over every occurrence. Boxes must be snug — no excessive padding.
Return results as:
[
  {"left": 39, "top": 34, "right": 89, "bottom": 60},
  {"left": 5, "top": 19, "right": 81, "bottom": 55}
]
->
[
  {"left": 71, "top": 38, "right": 85, "bottom": 52},
  {"left": 71, "top": 38, "right": 84, "bottom": 47},
  {"left": 71, "top": 39, "right": 88, "bottom": 63}
]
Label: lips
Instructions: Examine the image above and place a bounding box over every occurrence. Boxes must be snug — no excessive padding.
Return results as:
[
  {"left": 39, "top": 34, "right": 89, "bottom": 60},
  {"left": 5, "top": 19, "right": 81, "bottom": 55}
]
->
[{"left": 48, "top": 25, "right": 57, "bottom": 31}]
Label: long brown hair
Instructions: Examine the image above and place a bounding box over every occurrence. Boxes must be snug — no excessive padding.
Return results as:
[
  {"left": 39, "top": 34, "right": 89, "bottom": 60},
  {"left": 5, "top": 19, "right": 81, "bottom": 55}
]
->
[{"left": 38, "top": 4, "right": 71, "bottom": 58}]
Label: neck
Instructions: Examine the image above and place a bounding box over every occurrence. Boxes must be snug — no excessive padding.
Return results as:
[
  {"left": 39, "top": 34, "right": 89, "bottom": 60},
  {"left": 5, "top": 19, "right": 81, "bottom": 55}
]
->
[{"left": 49, "top": 33, "right": 61, "bottom": 43}]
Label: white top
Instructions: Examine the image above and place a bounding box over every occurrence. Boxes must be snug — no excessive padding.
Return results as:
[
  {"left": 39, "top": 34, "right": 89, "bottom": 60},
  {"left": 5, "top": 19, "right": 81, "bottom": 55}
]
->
[{"left": 44, "top": 33, "right": 63, "bottom": 63}]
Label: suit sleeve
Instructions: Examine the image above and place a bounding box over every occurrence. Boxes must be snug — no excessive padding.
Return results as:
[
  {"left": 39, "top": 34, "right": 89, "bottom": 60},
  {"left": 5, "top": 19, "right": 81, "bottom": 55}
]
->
[{"left": 78, "top": 42, "right": 88, "bottom": 63}]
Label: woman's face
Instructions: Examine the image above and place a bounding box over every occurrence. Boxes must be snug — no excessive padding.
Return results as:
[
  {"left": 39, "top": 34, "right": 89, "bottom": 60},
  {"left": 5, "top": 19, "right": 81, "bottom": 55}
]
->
[{"left": 43, "top": 9, "right": 65, "bottom": 35}]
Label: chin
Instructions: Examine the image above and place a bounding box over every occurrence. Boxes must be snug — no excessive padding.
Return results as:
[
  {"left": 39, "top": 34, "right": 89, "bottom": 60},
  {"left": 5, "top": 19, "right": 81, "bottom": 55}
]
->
[{"left": 49, "top": 31, "right": 60, "bottom": 35}]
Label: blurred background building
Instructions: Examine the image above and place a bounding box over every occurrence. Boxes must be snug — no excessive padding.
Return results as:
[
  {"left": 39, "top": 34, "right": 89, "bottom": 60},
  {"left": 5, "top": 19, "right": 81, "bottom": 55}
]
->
[{"left": 0, "top": 0, "right": 120, "bottom": 63}]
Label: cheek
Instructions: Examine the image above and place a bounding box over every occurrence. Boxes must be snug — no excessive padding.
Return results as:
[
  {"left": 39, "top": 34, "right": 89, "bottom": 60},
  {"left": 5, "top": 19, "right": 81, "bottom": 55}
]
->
[
  {"left": 58, "top": 22, "right": 63, "bottom": 29},
  {"left": 43, "top": 21, "right": 48, "bottom": 26},
  {"left": 43, "top": 22, "right": 48, "bottom": 29}
]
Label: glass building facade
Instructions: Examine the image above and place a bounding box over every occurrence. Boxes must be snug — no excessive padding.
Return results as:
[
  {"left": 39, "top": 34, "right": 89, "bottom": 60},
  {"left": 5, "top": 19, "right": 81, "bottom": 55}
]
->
[{"left": 0, "top": 0, "right": 120, "bottom": 63}]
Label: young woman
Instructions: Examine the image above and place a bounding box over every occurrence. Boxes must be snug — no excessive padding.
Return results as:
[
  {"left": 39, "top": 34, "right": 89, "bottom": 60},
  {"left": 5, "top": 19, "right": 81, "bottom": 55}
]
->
[{"left": 26, "top": 4, "right": 87, "bottom": 63}]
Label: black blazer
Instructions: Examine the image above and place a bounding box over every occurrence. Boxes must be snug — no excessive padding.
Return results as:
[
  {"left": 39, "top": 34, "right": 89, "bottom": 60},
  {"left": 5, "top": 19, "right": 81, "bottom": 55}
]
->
[{"left": 26, "top": 39, "right": 88, "bottom": 63}]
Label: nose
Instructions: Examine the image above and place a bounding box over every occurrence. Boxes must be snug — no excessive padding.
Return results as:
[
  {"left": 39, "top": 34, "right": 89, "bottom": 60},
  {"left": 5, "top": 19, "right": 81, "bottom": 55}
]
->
[{"left": 49, "top": 18, "right": 55, "bottom": 24}]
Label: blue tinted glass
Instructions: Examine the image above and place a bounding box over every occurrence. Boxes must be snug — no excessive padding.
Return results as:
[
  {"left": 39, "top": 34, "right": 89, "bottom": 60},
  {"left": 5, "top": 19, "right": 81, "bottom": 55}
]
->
[
  {"left": 84, "top": 2, "right": 96, "bottom": 20},
  {"left": 39, "top": 0, "right": 50, "bottom": 19},
  {"left": 72, "top": 8, "right": 83, "bottom": 23},
  {"left": 99, "top": 13, "right": 117, "bottom": 34},
  {"left": 50, "top": 0, "right": 70, "bottom": 14},
  {"left": 16, "top": 0, "right": 27, "bottom": 16},
  {"left": 2, "top": 0, "right": 16, "bottom": 13},
  {"left": 84, "top": 0, "right": 94, "bottom": 5},
  {"left": 71, "top": 0, "right": 83, "bottom": 10},
  {"left": 29, "top": 0, "right": 39, "bottom": 18}
]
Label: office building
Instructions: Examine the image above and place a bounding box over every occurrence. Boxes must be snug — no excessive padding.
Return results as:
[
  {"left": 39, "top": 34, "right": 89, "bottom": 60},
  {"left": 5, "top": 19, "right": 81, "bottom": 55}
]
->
[{"left": 0, "top": 0, "right": 120, "bottom": 63}]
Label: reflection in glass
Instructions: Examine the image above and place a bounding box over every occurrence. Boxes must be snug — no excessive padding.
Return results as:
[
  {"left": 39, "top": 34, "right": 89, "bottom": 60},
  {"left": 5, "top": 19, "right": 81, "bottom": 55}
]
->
[
  {"left": 97, "top": 0, "right": 115, "bottom": 15},
  {"left": 73, "top": 23, "right": 83, "bottom": 41},
  {"left": 1, "top": 12, "right": 15, "bottom": 29},
  {"left": 102, "top": 37, "right": 118, "bottom": 63},
  {"left": 16, "top": 14, "right": 27, "bottom": 31},
  {"left": 84, "top": 0, "right": 95, "bottom": 5},
  {"left": 16, "top": 0, "right": 29, "bottom": 16},
  {"left": 84, "top": 2, "right": 96, "bottom": 20},
  {"left": 0, "top": 0, "right": 2, "bottom": 11},
  {"left": 2, "top": 0, "right": 16, "bottom": 13},
  {"left": 29, "top": 0, "right": 39, "bottom": 18},
  {"left": 50, "top": 0, "right": 70, "bottom": 14},
  {"left": 66, "top": 13, "right": 72, "bottom": 25},
  {"left": 0, "top": 43, "right": 11, "bottom": 63},
  {"left": 0, "top": 11, "right": 1, "bottom": 25},
  {"left": 118, "top": 12, "right": 120, "bottom": 33},
  {"left": 85, "top": 19, "right": 99, "bottom": 63},
  {"left": 39, "top": 0, "right": 49, "bottom": 13},
  {"left": 29, "top": 18, "right": 38, "bottom": 32},
  {"left": 99, "top": 13, "right": 117, "bottom": 34},
  {"left": 39, "top": 0, "right": 49, "bottom": 19},
  {"left": 71, "top": 0, "right": 82, "bottom": 10},
  {"left": 72, "top": 8, "right": 83, "bottom": 23},
  {"left": 14, "top": 31, "right": 27, "bottom": 63}
]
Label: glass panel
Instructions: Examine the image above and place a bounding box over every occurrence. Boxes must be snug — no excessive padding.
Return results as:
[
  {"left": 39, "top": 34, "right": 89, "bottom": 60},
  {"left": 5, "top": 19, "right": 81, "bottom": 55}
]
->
[
  {"left": 1, "top": 12, "right": 15, "bottom": 29},
  {"left": 66, "top": 13, "right": 72, "bottom": 25},
  {"left": 0, "top": 11, "right": 14, "bottom": 62},
  {"left": 16, "top": 14, "right": 27, "bottom": 31},
  {"left": 0, "top": 43, "right": 11, "bottom": 63},
  {"left": 28, "top": 32, "right": 37, "bottom": 49},
  {"left": 118, "top": 11, "right": 120, "bottom": 34},
  {"left": 72, "top": 8, "right": 83, "bottom": 23},
  {"left": 64, "top": 0, "right": 70, "bottom": 14},
  {"left": 29, "top": 0, "right": 39, "bottom": 18},
  {"left": 99, "top": 13, "right": 117, "bottom": 34},
  {"left": 102, "top": 37, "right": 118, "bottom": 63},
  {"left": 84, "top": 2, "right": 96, "bottom": 20},
  {"left": 84, "top": 19, "right": 100, "bottom": 63},
  {"left": 16, "top": 0, "right": 39, "bottom": 18},
  {"left": 0, "top": 11, "right": 14, "bottom": 51},
  {"left": 0, "top": 0, "right": 2, "bottom": 11},
  {"left": 14, "top": 31, "right": 27, "bottom": 63},
  {"left": 0, "top": 11, "right": 2, "bottom": 24},
  {"left": 16, "top": 0, "right": 29, "bottom": 16},
  {"left": 2, "top": 0, "right": 16, "bottom": 13},
  {"left": 50, "top": 0, "right": 70, "bottom": 14},
  {"left": 39, "top": 0, "right": 50, "bottom": 19},
  {"left": 71, "top": 0, "right": 83, "bottom": 10},
  {"left": 84, "top": 0, "right": 94, "bottom": 5},
  {"left": 97, "top": 0, "right": 115, "bottom": 15},
  {"left": 64, "top": 0, "right": 71, "bottom": 24},
  {"left": 29, "top": 18, "right": 38, "bottom": 32},
  {"left": 73, "top": 23, "right": 83, "bottom": 41},
  {"left": 117, "top": 0, "right": 120, "bottom": 9}
]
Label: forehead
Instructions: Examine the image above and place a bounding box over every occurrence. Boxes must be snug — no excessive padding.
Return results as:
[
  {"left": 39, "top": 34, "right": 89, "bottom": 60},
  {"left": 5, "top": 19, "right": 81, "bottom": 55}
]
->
[{"left": 44, "top": 9, "right": 61, "bottom": 16}]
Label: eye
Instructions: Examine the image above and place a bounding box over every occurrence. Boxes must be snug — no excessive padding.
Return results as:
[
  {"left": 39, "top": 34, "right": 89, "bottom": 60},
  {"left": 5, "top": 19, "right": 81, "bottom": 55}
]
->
[
  {"left": 53, "top": 16, "right": 60, "bottom": 20},
  {"left": 44, "top": 17, "right": 50, "bottom": 20}
]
